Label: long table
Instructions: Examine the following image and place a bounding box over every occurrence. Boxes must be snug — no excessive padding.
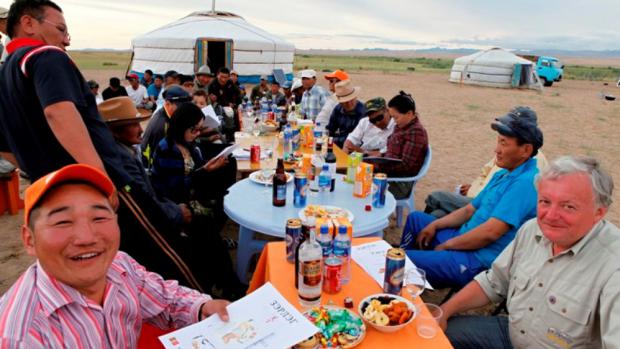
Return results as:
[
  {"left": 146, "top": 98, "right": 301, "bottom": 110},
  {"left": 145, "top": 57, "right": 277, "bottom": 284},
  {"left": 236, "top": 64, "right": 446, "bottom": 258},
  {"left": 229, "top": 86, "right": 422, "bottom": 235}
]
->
[
  {"left": 248, "top": 237, "right": 454, "bottom": 349},
  {"left": 234, "top": 132, "right": 349, "bottom": 174}
]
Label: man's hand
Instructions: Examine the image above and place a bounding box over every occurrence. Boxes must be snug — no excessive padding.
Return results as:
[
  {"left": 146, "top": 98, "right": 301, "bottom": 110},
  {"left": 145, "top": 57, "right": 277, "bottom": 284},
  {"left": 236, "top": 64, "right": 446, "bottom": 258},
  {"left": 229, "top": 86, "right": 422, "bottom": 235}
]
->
[
  {"left": 203, "top": 156, "right": 228, "bottom": 172},
  {"left": 200, "top": 299, "right": 230, "bottom": 322},
  {"left": 434, "top": 241, "right": 450, "bottom": 251},
  {"left": 416, "top": 224, "right": 437, "bottom": 249},
  {"left": 179, "top": 203, "right": 192, "bottom": 225},
  {"left": 437, "top": 306, "right": 449, "bottom": 331},
  {"left": 459, "top": 184, "right": 471, "bottom": 196}
]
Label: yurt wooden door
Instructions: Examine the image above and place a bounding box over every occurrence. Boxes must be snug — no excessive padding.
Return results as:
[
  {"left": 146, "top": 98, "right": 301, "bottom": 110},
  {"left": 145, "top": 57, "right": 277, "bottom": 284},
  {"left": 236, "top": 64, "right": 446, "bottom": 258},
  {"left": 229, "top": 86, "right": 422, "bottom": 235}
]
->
[{"left": 195, "top": 38, "right": 233, "bottom": 73}]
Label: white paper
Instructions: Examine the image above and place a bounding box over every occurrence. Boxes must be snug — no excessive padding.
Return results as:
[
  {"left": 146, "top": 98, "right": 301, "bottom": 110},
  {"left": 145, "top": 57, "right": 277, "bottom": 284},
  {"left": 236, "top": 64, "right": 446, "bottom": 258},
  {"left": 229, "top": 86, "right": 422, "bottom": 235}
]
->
[
  {"left": 214, "top": 144, "right": 240, "bottom": 160},
  {"left": 202, "top": 105, "right": 221, "bottom": 129},
  {"left": 232, "top": 147, "right": 269, "bottom": 160},
  {"left": 159, "top": 283, "right": 318, "bottom": 349},
  {"left": 351, "top": 240, "right": 433, "bottom": 290}
]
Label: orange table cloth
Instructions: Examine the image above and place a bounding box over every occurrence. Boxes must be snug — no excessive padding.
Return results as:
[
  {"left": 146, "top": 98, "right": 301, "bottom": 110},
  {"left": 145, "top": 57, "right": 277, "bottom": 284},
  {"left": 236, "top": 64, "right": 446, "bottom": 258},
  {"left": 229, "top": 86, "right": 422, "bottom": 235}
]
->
[{"left": 248, "top": 237, "right": 454, "bottom": 349}]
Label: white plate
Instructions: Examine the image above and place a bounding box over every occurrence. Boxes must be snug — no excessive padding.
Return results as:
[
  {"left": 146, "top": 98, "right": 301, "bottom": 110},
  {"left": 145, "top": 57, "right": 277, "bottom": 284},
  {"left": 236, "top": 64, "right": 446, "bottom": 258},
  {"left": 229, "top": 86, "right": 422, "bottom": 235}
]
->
[
  {"left": 298, "top": 205, "right": 355, "bottom": 222},
  {"left": 249, "top": 170, "right": 293, "bottom": 186}
]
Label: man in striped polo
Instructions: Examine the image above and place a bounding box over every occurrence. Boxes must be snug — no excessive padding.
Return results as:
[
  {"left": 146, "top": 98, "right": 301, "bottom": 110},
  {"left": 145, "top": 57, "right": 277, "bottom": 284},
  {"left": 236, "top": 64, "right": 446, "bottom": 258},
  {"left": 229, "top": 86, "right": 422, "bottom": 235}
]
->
[{"left": 0, "top": 164, "right": 229, "bottom": 347}]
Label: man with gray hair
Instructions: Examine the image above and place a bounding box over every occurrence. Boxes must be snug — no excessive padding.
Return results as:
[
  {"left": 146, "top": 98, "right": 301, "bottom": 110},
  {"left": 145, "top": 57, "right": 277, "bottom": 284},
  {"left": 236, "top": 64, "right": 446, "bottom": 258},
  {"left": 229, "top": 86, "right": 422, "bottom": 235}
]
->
[{"left": 440, "top": 155, "right": 619, "bottom": 349}]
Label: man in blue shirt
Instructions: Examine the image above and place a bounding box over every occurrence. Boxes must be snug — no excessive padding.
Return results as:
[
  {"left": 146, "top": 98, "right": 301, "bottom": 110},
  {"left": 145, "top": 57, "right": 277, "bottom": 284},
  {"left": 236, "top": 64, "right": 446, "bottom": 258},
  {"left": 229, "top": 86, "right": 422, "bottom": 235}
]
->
[{"left": 400, "top": 107, "right": 544, "bottom": 288}]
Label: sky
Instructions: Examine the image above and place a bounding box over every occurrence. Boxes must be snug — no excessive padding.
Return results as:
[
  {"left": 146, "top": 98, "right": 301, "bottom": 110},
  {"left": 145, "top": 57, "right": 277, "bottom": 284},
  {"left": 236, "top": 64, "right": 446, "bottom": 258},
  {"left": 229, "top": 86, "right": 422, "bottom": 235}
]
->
[{"left": 1, "top": 0, "right": 619, "bottom": 51}]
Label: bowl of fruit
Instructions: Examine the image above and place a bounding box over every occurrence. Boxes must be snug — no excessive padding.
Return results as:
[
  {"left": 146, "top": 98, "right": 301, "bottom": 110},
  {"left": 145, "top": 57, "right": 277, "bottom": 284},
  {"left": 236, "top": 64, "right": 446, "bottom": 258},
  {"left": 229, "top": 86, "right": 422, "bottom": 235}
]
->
[
  {"left": 261, "top": 119, "right": 279, "bottom": 132},
  {"left": 358, "top": 294, "right": 416, "bottom": 333}
]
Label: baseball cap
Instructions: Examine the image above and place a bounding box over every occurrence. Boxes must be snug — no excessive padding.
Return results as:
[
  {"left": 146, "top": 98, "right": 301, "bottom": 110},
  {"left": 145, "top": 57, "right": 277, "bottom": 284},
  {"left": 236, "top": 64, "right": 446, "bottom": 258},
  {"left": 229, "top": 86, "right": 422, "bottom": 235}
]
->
[
  {"left": 325, "top": 69, "right": 349, "bottom": 81},
  {"left": 300, "top": 69, "right": 317, "bottom": 79},
  {"left": 364, "top": 97, "right": 387, "bottom": 115},
  {"left": 291, "top": 78, "right": 302, "bottom": 91},
  {"left": 24, "top": 164, "right": 115, "bottom": 226},
  {"left": 195, "top": 65, "right": 213, "bottom": 77},
  {"left": 282, "top": 80, "right": 292, "bottom": 89},
  {"left": 163, "top": 85, "right": 191, "bottom": 103},
  {"left": 491, "top": 106, "right": 543, "bottom": 150},
  {"left": 260, "top": 75, "right": 268, "bottom": 81},
  {"left": 0, "top": 6, "right": 8, "bottom": 19},
  {"left": 126, "top": 73, "right": 139, "bottom": 80}
]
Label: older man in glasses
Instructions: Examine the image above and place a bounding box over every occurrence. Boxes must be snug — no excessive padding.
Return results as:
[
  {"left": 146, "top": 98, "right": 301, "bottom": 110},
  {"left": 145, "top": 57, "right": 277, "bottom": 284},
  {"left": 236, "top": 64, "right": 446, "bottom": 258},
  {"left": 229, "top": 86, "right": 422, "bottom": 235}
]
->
[{"left": 343, "top": 97, "right": 395, "bottom": 155}]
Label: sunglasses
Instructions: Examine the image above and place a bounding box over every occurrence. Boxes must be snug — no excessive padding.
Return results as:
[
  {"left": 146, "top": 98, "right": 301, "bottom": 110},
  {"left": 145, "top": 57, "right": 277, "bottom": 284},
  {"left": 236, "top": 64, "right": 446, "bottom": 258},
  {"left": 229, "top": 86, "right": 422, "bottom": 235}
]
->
[{"left": 369, "top": 111, "right": 385, "bottom": 124}]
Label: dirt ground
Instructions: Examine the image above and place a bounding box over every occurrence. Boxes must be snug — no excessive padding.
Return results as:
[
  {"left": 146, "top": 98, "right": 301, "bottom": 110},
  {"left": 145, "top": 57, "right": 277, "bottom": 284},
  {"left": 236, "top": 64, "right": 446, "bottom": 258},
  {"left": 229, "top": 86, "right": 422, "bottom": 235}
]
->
[{"left": 1, "top": 68, "right": 619, "bottom": 295}]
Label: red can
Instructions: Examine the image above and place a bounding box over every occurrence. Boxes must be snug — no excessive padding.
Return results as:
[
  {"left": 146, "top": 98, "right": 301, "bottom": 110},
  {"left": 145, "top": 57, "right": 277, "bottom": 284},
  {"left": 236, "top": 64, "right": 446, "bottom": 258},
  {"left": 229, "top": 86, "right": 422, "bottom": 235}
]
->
[
  {"left": 250, "top": 144, "right": 261, "bottom": 163},
  {"left": 267, "top": 111, "right": 275, "bottom": 121},
  {"left": 323, "top": 257, "right": 342, "bottom": 294}
]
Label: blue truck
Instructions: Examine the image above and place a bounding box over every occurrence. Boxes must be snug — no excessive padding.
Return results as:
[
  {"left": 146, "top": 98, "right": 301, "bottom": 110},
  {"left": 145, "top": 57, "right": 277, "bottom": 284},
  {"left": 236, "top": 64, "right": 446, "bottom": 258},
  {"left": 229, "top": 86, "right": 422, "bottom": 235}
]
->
[{"left": 519, "top": 55, "right": 564, "bottom": 87}]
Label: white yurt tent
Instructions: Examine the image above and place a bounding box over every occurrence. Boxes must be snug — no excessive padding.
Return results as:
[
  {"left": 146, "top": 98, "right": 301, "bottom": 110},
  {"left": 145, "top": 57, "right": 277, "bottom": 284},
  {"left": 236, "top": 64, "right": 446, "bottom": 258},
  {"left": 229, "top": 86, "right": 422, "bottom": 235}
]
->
[
  {"left": 449, "top": 48, "right": 542, "bottom": 90},
  {"left": 129, "top": 11, "right": 295, "bottom": 83}
]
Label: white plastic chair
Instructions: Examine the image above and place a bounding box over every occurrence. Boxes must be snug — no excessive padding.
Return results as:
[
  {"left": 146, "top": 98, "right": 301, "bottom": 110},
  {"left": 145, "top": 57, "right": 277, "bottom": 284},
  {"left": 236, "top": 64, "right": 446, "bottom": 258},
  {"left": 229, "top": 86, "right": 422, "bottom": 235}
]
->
[{"left": 387, "top": 145, "right": 432, "bottom": 227}]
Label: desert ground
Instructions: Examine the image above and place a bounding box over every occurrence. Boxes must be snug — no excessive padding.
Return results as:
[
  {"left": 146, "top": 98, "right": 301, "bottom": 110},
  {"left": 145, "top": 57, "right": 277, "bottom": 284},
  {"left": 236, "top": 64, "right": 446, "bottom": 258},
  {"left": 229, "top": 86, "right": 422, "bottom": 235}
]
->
[{"left": 1, "top": 65, "right": 619, "bottom": 295}]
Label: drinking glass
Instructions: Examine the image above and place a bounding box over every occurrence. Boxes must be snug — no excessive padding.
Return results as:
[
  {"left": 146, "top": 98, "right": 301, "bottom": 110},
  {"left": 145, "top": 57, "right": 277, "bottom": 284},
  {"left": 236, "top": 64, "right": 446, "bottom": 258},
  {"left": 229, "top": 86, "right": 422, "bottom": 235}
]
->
[
  {"left": 417, "top": 303, "right": 443, "bottom": 339},
  {"left": 404, "top": 268, "right": 426, "bottom": 300},
  {"left": 261, "top": 169, "right": 272, "bottom": 194},
  {"left": 252, "top": 122, "right": 261, "bottom": 137}
]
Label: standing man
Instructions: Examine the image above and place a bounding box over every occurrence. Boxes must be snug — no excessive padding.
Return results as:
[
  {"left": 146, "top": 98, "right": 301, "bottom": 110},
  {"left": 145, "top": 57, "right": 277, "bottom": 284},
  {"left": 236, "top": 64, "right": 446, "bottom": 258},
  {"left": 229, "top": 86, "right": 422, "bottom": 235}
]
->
[
  {"left": 208, "top": 67, "right": 241, "bottom": 138},
  {"left": 325, "top": 80, "right": 365, "bottom": 148},
  {"left": 441, "top": 156, "right": 619, "bottom": 349},
  {"left": 299, "top": 69, "right": 331, "bottom": 121},
  {"left": 343, "top": 97, "right": 395, "bottom": 154},
  {"left": 0, "top": 0, "right": 211, "bottom": 294}
]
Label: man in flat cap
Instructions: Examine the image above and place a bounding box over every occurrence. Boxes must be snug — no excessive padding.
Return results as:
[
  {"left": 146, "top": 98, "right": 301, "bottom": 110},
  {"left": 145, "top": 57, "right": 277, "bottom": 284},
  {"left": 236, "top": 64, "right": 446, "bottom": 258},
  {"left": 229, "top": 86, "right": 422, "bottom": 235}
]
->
[{"left": 399, "top": 106, "right": 544, "bottom": 288}]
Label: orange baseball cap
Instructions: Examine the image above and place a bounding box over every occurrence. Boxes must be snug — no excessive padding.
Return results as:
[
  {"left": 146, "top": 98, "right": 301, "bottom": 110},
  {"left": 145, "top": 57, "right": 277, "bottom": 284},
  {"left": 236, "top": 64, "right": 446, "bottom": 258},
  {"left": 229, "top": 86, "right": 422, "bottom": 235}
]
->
[
  {"left": 24, "top": 164, "right": 115, "bottom": 226},
  {"left": 324, "top": 69, "right": 349, "bottom": 81}
]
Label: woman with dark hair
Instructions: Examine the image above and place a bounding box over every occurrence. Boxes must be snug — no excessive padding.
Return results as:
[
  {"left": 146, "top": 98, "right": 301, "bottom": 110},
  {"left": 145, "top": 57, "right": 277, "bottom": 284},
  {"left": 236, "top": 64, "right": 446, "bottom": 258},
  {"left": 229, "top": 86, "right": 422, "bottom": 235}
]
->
[
  {"left": 372, "top": 91, "right": 429, "bottom": 199},
  {"left": 151, "top": 103, "right": 246, "bottom": 299}
]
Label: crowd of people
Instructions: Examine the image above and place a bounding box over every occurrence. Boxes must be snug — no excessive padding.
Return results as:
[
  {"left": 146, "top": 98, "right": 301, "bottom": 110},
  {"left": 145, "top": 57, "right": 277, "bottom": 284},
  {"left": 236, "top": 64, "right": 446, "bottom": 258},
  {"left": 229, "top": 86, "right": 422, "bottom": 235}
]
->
[{"left": 0, "top": 1, "right": 618, "bottom": 348}]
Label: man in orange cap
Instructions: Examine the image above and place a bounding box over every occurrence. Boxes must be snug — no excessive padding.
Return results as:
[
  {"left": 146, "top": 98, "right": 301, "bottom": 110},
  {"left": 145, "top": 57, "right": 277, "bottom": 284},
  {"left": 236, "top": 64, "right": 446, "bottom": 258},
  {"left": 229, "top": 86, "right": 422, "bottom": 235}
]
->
[
  {"left": 0, "top": 164, "right": 229, "bottom": 347},
  {"left": 314, "top": 69, "right": 349, "bottom": 128}
]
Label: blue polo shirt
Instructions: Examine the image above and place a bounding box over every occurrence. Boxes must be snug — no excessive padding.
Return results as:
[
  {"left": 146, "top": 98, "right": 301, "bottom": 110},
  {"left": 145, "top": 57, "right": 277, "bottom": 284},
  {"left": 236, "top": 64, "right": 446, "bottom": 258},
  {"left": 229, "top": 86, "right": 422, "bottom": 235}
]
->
[{"left": 459, "top": 157, "right": 539, "bottom": 267}]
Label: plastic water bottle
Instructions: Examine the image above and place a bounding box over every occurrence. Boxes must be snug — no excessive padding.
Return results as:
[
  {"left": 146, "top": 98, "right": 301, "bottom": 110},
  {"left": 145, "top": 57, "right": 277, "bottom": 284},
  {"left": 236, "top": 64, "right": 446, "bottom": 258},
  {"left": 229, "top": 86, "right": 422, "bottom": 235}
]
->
[
  {"left": 283, "top": 125, "right": 293, "bottom": 159},
  {"left": 318, "top": 164, "right": 331, "bottom": 193},
  {"left": 317, "top": 224, "right": 333, "bottom": 258},
  {"left": 333, "top": 225, "right": 351, "bottom": 284}
]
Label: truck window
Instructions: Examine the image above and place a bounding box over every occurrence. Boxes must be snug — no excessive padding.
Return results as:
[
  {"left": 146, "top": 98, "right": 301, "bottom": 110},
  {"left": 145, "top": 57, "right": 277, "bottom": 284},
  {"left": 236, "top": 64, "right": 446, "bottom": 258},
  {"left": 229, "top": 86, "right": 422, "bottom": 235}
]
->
[{"left": 541, "top": 60, "right": 550, "bottom": 67}]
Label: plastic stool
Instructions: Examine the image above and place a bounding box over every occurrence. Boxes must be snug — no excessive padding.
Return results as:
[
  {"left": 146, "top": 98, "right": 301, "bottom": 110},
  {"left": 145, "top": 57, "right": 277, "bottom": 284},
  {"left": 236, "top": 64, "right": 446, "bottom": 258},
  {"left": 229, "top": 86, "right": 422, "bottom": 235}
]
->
[{"left": 0, "top": 170, "right": 24, "bottom": 215}]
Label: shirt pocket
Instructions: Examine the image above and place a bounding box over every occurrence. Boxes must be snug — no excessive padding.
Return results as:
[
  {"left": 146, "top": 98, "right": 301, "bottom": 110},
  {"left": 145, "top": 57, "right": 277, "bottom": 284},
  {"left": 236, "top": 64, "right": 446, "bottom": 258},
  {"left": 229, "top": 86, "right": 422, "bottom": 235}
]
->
[
  {"left": 538, "top": 289, "right": 592, "bottom": 347},
  {"left": 507, "top": 270, "right": 531, "bottom": 323}
]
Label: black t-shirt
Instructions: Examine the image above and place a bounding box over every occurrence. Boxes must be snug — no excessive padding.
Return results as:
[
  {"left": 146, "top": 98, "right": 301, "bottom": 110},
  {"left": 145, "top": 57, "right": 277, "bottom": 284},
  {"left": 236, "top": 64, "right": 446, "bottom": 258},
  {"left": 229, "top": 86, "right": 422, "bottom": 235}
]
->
[
  {"left": 0, "top": 40, "right": 132, "bottom": 185},
  {"left": 102, "top": 86, "right": 128, "bottom": 100}
]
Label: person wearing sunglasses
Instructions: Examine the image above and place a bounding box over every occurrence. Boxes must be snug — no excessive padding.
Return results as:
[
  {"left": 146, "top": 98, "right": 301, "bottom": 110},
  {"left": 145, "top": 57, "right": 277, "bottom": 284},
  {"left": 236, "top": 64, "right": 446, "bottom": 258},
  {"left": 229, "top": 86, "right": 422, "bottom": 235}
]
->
[{"left": 343, "top": 97, "right": 395, "bottom": 155}]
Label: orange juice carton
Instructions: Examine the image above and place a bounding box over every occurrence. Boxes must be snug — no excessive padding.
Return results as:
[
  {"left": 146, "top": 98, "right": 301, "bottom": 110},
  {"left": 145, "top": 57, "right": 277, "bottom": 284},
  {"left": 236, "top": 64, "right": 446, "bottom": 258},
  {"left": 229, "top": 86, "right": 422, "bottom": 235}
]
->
[
  {"left": 315, "top": 217, "right": 334, "bottom": 237},
  {"left": 345, "top": 152, "right": 363, "bottom": 183},
  {"left": 333, "top": 216, "right": 353, "bottom": 240},
  {"left": 353, "top": 162, "right": 374, "bottom": 198}
]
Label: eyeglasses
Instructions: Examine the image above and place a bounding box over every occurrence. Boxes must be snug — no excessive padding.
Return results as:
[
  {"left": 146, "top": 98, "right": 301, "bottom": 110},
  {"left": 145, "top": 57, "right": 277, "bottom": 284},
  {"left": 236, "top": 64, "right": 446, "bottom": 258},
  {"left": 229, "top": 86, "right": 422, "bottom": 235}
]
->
[
  {"left": 40, "top": 18, "right": 71, "bottom": 39},
  {"left": 369, "top": 111, "right": 385, "bottom": 124},
  {"left": 190, "top": 125, "right": 205, "bottom": 133}
]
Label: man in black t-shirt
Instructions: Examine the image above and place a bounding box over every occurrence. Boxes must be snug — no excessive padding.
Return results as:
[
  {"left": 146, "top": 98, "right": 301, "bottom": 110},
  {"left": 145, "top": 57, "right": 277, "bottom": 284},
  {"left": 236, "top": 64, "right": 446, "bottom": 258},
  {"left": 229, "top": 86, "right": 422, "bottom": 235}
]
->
[
  {"left": 207, "top": 67, "right": 241, "bottom": 108},
  {"left": 0, "top": 0, "right": 218, "bottom": 295},
  {"left": 102, "top": 77, "right": 128, "bottom": 100}
]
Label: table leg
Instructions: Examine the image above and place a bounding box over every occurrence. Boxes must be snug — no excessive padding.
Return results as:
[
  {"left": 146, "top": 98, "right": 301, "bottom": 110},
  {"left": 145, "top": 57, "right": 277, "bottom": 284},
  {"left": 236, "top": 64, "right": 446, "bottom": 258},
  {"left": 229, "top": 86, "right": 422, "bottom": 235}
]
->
[{"left": 236, "top": 225, "right": 267, "bottom": 283}]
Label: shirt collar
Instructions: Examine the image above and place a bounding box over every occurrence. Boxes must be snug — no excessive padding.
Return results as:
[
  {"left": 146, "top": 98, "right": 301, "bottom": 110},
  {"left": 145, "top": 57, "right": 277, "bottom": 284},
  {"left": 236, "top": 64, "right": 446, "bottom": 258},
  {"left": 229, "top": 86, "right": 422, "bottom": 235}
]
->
[
  {"left": 397, "top": 117, "right": 418, "bottom": 130},
  {"left": 502, "top": 156, "right": 537, "bottom": 178},
  {"left": 6, "top": 38, "right": 46, "bottom": 54},
  {"left": 534, "top": 220, "right": 606, "bottom": 256},
  {"left": 34, "top": 255, "right": 126, "bottom": 317}
]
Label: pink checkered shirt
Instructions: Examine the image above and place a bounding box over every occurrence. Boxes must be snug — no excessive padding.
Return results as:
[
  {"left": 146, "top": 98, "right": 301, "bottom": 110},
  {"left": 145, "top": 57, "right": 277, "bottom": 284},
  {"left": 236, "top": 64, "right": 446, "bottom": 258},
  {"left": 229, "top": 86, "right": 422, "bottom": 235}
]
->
[{"left": 0, "top": 252, "right": 210, "bottom": 348}]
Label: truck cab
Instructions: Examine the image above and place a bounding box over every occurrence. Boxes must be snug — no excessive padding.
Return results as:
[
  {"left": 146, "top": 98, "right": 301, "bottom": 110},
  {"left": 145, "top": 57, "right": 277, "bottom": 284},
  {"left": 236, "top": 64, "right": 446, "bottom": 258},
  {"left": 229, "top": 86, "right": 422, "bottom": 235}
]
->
[{"left": 519, "top": 55, "right": 564, "bottom": 87}]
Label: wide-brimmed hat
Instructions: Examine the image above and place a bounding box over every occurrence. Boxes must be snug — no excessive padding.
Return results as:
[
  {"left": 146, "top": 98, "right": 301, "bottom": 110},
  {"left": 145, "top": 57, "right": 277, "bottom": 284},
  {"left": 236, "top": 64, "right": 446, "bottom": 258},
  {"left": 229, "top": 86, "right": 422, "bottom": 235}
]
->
[
  {"left": 98, "top": 97, "right": 151, "bottom": 125},
  {"left": 334, "top": 80, "right": 360, "bottom": 103},
  {"left": 195, "top": 65, "right": 213, "bottom": 77}
]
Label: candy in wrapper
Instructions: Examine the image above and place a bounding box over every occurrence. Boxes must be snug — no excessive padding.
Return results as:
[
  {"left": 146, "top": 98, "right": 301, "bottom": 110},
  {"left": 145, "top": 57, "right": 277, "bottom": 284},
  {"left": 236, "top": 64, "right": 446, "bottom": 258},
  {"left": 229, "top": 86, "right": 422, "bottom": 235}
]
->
[{"left": 344, "top": 297, "right": 354, "bottom": 308}]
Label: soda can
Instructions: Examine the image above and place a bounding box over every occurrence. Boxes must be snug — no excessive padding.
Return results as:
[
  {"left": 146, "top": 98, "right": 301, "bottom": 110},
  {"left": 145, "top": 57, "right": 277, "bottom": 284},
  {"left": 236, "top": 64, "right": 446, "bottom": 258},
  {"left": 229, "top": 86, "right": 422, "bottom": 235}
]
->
[
  {"left": 291, "top": 129, "right": 300, "bottom": 151},
  {"left": 323, "top": 256, "right": 342, "bottom": 294},
  {"left": 372, "top": 173, "right": 388, "bottom": 208},
  {"left": 250, "top": 144, "right": 261, "bottom": 163},
  {"left": 383, "top": 248, "right": 406, "bottom": 295},
  {"left": 294, "top": 172, "right": 308, "bottom": 208},
  {"left": 267, "top": 111, "right": 275, "bottom": 121},
  {"left": 285, "top": 218, "right": 302, "bottom": 263}
]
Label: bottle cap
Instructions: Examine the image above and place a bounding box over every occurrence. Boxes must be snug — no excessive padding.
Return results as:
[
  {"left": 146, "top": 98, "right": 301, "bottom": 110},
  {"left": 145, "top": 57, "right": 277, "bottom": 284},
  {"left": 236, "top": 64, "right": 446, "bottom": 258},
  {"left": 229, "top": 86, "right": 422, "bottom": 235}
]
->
[
  {"left": 320, "top": 225, "right": 329, "bottom": 234},
  {"left": 338, "top": 225, "right": 348, "bottom": 234},
  {"left": 323, "top": 165, "right": 329, "bottom": 171}
]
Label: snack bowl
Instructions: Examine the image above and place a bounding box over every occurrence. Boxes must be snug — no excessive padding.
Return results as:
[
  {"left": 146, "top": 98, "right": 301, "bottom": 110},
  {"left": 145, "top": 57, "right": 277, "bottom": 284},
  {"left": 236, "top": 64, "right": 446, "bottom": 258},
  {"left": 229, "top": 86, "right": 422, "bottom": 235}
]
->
[
  {"left": 261, "top": 121, "right": 279, "bottom": 132},
  {"left": 358, "top": 293, "right": 416, "bottom": 333}
]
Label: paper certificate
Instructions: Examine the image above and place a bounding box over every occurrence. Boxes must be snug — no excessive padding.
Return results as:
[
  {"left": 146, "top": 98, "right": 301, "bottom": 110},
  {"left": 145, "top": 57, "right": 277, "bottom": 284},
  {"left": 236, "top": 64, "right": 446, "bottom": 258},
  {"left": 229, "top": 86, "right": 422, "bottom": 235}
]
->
[
  {"left": 351, "top": 240, "right": 433, "bottom": 290},
  {"left": 159, "top": 282, "right": 318, "bottom": 349}
]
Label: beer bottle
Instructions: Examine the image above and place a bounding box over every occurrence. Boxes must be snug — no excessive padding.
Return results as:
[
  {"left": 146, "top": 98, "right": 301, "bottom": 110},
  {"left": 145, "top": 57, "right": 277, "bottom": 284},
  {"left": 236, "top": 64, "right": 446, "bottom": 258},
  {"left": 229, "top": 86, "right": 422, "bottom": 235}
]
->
[
  {"left": 272, "top": 158, "right": 287, "bottom": 207},
  {"left": 325, "top": 137, "right": 337, "bottom": 192}
]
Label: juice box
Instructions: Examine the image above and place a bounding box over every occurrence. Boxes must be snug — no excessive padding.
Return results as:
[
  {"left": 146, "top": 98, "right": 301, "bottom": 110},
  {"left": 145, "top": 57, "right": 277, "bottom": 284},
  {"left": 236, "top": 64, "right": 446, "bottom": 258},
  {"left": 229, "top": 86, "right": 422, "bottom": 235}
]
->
[
  {"left": 345, "top": 152, "right": 363, "bottom": 183},
  {"left": 333, "top": 216, "right": 353, "bottom": 240},
  {"left": 315, "top": 217, "right": 334, "bottom": 237},
  {"left": 353, "top": 162, "right": 374, "bottom": 198}
]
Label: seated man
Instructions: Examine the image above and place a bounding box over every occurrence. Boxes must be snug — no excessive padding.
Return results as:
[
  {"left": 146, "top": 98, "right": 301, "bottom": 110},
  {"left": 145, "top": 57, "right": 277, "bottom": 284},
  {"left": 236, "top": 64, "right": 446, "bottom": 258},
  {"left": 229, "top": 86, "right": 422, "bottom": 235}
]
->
[
  {"left": 372, "top": 91, "right": 428, "bottom": 200},
  {"left": 251, "top": 75, "right": 269, "bottom": 102},
  {"left": 147, "top": 74, "right": 163, "bottom": 105},
  {"left": 125, "top": 73, "right": 151, "bottom": 109},
  {"left": 343, "top": 97, "right": 395, "bottom": 154},
  {"left": 400, "top": 106, "right": 544, "bottom": 288},
  {"left": 0, "top": 164, "right": 229, "bottom": 347},
  {"left": 325, "top": 80, "right": 365, "bottom": 148},
  {"left": 265, "top": 80, "right": 286, "bottom": 106},
  {"left": 102, "top": 77, "right": 127, "bottom": 100},
  {"left": 315, "top": 69, "right": 348, "bottom": 127},
  {"left": 425, "top": 107, "right": 548, "bottom": 218},
  {"left": 441, "top": 156, "right": 618, "bottom": 349}
]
